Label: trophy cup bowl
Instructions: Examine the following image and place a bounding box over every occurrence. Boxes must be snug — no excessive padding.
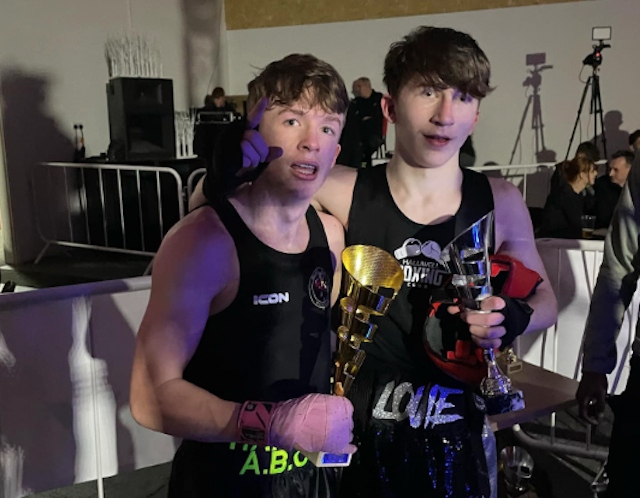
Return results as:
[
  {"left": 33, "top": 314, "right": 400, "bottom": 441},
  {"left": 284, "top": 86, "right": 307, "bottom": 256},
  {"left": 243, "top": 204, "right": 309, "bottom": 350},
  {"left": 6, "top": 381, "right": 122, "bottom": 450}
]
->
[
  {"left": 304, "top": 244, "right": 404, "bottom": 467},
  {"left": 441, "top": 212, "right": 525, "bottom": 415}
]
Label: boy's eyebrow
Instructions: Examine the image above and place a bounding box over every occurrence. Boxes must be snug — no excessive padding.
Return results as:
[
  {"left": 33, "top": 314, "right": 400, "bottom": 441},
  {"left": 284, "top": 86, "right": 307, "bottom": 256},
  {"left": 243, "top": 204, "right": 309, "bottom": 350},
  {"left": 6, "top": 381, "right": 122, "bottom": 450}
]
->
[
  {"left": 278, "top": 107, "right": 305, "bottom": 116},
  {"left": 277, "top": 107, "right": 343, "bottom": 124},
  {"left": 323, "top": 115, "right": 343, "bottom": 124}
]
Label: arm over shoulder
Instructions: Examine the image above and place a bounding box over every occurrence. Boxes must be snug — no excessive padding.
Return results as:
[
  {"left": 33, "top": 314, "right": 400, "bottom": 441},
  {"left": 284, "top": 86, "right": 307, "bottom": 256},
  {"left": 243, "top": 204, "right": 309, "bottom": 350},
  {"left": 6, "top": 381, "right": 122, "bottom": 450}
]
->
[
  {"left": 312, "top": 165, "right": 358, "bottom": 228},
  {"left": 317, "top": 210, "right": 346, "bottom": 306}
]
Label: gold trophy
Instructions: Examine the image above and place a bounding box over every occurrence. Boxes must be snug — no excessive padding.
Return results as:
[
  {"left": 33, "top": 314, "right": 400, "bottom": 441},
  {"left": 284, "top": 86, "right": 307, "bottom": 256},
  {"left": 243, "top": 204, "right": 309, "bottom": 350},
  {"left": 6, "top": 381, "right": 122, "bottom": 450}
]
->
[
  {"left": 303, "top": 244, "right": 404, "bottom": 467},
  {"left": 441, "top": 212, "right": 525, "bottom": 415}
]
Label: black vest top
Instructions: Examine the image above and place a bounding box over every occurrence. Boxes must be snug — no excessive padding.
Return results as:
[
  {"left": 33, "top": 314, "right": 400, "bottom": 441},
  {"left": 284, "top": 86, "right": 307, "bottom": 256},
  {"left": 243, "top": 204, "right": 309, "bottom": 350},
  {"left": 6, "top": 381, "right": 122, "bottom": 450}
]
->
[
  {"left": 183, "top": 199, "right": 334, "bottom": 401},
  {"left": 170, "top": 200, "right": 338, "bottom": 498},
  {"left": 346, "top": 164, "right": 494, "bottom": 379}
]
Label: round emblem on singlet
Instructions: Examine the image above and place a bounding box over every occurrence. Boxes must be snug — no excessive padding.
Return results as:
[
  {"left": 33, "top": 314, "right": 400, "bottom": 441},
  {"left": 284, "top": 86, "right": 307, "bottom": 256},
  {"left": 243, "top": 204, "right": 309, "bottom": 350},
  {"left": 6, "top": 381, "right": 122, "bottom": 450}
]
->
[{"left": 308, "top": 267, "right": 330, "bottom": 309}]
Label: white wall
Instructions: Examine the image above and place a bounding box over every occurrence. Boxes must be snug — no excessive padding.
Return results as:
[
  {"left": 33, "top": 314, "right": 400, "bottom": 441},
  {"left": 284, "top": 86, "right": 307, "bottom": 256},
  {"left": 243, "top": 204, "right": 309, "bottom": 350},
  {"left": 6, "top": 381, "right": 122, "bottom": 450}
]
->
[
  {"left": 0, "top": 0, "right": 222, "bottom": 263},
  {"left": 226, "top": 0, "right": 639, "bottom": 167}
]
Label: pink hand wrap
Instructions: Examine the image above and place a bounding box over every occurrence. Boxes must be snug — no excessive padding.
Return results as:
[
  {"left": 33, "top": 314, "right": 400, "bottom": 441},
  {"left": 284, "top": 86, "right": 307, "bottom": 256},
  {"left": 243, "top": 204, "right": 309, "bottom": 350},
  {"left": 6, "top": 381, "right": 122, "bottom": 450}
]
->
[{"left": 237, "top": 394, "right": 356, "bottom": 454}]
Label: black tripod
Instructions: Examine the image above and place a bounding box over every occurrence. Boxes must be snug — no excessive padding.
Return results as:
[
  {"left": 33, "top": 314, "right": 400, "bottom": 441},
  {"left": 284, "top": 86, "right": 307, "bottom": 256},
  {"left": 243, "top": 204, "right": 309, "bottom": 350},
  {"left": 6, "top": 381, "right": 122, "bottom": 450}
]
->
[
  {"left": 509, "top": 64, "right": 551, "bottom": 164},
  {"left": 565, "top": 43, "right": 610, "bottom": 160}
]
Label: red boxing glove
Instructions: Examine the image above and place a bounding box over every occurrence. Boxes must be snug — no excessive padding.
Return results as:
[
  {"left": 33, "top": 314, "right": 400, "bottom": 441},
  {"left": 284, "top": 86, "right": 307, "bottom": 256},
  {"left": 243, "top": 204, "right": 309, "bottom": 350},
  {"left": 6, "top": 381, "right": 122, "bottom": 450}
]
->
[{"left": 423, "top": 254, "right": 542, "bottom": 385}]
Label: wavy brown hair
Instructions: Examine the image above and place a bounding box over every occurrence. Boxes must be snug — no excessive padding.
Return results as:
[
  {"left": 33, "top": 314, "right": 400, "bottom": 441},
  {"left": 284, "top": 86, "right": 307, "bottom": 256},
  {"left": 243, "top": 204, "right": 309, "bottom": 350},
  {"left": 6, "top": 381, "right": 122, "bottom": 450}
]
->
[
  {"left": 562, "top": 153, "right": 595, "bottom": 183},
  {"left": 247, "top": 54, "right": 349, "bottom": 115},
  {"left": 384, "top": 26, "right": 493, "bottom": 99}
]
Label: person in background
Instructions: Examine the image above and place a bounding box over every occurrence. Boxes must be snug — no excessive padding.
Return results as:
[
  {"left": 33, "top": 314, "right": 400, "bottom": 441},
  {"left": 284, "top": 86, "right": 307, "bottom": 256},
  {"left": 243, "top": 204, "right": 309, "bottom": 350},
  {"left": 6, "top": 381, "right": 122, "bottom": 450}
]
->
[
  {"left": 351, "top": 77, "right": 384, "bottom": 168},
  {"left": 576, "top": 153, "right": 640, "bottom": 498},
  {"left": 539, "top": 153, "right": 597, "bottom": 238},
  {"left": 204, "top": 86, "right": 236, "bottom": 113},
  {"left": 550, "top": 141, "right": 600, "bottom": 195},
  {"left": 629, "top": 129, "right": 640, "bottom": 154},
  {"left": 594, "top": 150, "right": 634, "bottom": 228}
]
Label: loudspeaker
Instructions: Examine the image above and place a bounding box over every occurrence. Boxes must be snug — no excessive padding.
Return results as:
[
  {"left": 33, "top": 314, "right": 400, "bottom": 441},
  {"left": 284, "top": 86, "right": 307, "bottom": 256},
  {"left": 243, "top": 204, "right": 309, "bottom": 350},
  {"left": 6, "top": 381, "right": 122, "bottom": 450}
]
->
[{"left": 106, "top": 77, "right": 176, "bottom": 161}]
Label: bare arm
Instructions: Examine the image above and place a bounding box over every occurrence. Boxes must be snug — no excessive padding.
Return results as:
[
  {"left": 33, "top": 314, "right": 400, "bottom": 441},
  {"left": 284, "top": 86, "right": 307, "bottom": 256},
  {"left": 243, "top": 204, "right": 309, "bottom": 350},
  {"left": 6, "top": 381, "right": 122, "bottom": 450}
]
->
[
  {"left": 130, "top": 208, "right": 241, "bottom": 442},
  {"left": 318, "top": 211, "right": 346, "bottom": 305},
  {"left": 492, "top": 178, "right": 558, "bottom": 335},
  {"left": 312, "top": 165, "right": 358, "bottom": 227},
  {"left": 188, "top": 176, "right": 208, "bottom": 212},
  {"left": 463, "top": 179, "right": 558, "bottom": 349}
]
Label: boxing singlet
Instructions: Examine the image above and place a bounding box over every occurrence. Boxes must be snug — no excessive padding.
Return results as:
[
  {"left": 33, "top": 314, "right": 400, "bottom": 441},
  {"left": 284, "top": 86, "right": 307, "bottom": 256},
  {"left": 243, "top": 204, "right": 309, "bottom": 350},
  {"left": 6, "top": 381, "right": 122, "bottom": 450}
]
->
[
  {"left": 168, "top": 199, "right": 338, "bottom": 498},
  {"left": 340, "top": 164, "right": 494, "bottom": 498}
]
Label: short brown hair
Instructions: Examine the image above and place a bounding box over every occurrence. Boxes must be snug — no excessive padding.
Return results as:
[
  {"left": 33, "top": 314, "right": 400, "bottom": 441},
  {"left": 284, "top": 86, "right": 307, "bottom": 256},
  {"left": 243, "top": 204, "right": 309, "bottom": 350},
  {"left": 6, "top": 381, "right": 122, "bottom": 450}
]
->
[
  {"left": 211, "top": 87, "right": 225, "bottom": 99},
  {"left": 247, "top": 54, "right": 349, "bottom": 115},
  {"left": 384, "top": 26, "right": 493, "bottom": 99}
]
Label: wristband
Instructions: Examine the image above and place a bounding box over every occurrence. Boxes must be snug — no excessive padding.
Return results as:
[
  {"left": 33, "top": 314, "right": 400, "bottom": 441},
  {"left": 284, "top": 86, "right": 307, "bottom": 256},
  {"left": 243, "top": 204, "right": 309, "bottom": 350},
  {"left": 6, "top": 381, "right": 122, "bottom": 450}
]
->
[
  {"left": 497, "top": 294, "right": 534, "bottom": 350},
  {"left": 237, "top": 400, "right": 276, "bottom": 446}
]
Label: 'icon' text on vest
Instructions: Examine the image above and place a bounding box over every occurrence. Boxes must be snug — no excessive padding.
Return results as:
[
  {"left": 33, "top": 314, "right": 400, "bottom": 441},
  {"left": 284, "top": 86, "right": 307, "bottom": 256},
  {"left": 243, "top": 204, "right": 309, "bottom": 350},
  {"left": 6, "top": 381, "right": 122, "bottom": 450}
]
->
[{"left": 253, "top": 293, "right": 290, "bottom": 305}]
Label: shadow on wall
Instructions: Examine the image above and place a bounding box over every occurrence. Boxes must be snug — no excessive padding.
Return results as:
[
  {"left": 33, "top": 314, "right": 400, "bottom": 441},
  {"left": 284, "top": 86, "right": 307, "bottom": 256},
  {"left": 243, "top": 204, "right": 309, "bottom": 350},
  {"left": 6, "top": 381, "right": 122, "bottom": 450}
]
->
[
  {"left": 0, "top": 300, "right": 76, "bottom": 496},
  {"left": 0, "top": 68, "right": 74, "bottom": 263},
  {"left": 89, "top": 292, "right": 177, "bottom": 476},
  {"left": 0, "top": 289, "right": 176, "bottom": 498},
  {"left": 180, "top": 0, "right": 225, "bottom": 107},
  {"left": 596, "top": 110, "right": 630, "bottom": 161}
]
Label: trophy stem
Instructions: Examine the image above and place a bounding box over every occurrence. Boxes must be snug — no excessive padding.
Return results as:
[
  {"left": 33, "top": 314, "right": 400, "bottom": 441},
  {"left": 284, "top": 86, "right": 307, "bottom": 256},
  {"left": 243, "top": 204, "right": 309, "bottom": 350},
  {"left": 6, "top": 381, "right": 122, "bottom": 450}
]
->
[{"left": 481, "top": 349, "right": 512, "bottom": 397}]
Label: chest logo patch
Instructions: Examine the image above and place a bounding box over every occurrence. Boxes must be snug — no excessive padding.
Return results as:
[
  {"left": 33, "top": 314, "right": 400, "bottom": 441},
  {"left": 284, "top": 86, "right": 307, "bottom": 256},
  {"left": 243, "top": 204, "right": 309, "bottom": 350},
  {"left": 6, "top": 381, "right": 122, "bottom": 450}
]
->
[
  {"left": 393, "top": 238, "right": 449, "bottom": 289},
  {"left": 308, "top": 267, "right": 330, "bottom": 309}
]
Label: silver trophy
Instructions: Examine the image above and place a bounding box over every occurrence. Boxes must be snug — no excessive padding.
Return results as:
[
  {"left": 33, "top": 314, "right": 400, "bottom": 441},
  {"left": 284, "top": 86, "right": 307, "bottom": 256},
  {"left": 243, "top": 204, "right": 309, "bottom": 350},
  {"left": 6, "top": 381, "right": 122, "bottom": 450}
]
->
[{"left": 441, "top": 211, "right": 525, "bottom": 415}]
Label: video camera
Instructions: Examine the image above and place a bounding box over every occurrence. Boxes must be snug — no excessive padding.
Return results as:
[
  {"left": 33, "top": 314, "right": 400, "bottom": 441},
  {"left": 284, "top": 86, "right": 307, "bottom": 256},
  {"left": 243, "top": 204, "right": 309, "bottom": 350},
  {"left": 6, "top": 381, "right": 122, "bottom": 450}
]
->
[{"left": 583, "top": 26, "right": 612, "bottom": 68}]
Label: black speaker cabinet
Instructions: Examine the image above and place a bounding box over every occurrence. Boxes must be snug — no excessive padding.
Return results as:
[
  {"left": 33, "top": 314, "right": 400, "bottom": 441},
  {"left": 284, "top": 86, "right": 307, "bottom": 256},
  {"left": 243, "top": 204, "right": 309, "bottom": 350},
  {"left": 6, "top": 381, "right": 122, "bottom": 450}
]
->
[{"left": 106, "top": 77, "right": 176, "bottom": 161}]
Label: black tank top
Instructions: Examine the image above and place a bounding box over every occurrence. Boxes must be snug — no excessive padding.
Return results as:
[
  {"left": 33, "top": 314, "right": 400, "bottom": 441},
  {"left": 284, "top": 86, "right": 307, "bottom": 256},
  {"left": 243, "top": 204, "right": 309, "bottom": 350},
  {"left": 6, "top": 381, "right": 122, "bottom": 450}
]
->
[
  {"left": 346, "top": 164, "right": 494, "bottom": 378},
  {"left": 169, "top": 199, "right": 338, "bottom": 498}
]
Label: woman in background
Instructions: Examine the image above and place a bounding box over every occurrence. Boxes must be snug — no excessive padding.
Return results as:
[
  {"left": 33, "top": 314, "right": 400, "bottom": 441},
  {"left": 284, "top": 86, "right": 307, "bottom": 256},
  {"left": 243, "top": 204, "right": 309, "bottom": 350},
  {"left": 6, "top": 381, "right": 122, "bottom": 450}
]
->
[{"left": 539, "top": 153, "right": 597, "bottom": 238}]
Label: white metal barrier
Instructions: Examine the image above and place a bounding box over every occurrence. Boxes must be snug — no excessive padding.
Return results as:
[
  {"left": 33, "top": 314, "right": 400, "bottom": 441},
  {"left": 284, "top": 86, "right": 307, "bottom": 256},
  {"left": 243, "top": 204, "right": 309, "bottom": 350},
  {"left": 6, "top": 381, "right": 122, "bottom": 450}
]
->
[
  {"left": 0, "top": 243, "right": 622, "bottom": 496},
  {"left": 32, "top": 162, "right": 186, "bottom": 263},
  {"left": 186, "top": 167, "right": 206, "bottom": 201},
  {"left": 0, "top": 277, "right": 175, "bottom": 498},
  {"left": 507, "top": 238, "right": 633, "bottom": 475}
]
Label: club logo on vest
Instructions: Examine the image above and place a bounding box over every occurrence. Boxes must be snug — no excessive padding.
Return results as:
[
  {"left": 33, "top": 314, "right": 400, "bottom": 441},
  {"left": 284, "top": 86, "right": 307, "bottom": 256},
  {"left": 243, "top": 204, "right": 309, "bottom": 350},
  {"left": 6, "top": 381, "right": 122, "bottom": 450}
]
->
[
  {"left": 393, "top": 238, "right": 449, "bottom": 289},
  {"left": 308, "top": 267, "right": 330, "bottom": 309}
]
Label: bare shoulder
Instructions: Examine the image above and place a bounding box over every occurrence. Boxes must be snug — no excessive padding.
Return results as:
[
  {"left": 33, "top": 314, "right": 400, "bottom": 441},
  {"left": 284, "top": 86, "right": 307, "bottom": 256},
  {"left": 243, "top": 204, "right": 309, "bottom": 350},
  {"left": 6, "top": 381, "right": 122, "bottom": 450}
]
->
[
  {"left": 153, "top": 206, "right": 237, "bottom": 291},
  {"left": 487, "top": 176, "right": 522, "bottom": 201},
  {"left": 313, "top": 165, "right": 358, "bottom": 227},
  {"left": 488, "top": 177, "right": 532, "bottom": 240}
]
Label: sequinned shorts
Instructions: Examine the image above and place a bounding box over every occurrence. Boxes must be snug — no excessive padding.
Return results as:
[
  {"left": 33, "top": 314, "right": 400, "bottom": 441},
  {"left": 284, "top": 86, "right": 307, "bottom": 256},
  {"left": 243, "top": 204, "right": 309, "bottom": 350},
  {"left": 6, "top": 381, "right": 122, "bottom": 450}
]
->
[{"left": 340, "top": 362, "right": 491, "bottom": 498}]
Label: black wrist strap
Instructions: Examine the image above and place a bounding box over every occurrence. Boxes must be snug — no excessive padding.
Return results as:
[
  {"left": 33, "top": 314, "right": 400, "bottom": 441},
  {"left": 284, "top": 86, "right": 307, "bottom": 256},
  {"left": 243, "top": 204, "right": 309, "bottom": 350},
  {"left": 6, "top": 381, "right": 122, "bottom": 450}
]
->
[{"left": 497, "top": 294, "right": 533, "bottom": 350}]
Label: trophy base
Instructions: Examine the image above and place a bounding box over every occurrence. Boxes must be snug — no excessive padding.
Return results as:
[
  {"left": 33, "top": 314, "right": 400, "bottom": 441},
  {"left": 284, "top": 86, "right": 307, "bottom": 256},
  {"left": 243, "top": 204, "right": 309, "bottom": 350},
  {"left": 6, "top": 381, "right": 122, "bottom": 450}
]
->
[
  {"left": 299, "top": 449, "right": 352, "bottom": 467},
  {"left": 484, "top": 388, "right": 525, "bottom": 416}
]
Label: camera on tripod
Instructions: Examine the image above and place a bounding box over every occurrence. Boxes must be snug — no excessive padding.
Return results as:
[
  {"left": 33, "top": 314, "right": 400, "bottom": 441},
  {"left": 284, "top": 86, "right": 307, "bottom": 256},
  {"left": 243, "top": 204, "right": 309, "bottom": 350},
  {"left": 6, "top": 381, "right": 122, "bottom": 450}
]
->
[
  {"left": 566, "top": 26, "right": 612, "bottom": 160},
  {"left": 523, "top": 53, "right": 553, "bottom": 88},
  {"left": 583, "top": 26, "right": 612, "bottom": 68}
]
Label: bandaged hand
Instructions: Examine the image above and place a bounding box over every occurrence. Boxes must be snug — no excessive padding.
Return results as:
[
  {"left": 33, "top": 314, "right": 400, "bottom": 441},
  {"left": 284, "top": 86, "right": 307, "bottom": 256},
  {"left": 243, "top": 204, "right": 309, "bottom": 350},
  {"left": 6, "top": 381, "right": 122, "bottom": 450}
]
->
[{"left": 238, "top": 393, "right": 356, "bottom": 454}]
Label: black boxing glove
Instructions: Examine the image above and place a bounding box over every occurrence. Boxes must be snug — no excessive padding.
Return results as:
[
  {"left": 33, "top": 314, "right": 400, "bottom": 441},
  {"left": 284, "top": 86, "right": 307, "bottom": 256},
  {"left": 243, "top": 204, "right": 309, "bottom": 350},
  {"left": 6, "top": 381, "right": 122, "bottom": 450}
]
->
[
  {"left": 203, "top": 97, "right": 282, "bottom": 201},
  {"left": 496, "top": 294, "right": 534, "bottom": 350}
]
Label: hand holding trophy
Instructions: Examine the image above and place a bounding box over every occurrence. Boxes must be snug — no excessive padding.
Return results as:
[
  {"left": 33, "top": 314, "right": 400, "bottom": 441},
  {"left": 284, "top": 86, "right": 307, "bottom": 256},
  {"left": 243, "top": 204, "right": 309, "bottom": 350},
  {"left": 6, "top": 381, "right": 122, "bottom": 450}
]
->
[
  {"left": 440, "top": 212, "right": 526, "bottom": 416},
  {"left": 303, "top": 244, "right": 404, "bottom": 467}
]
